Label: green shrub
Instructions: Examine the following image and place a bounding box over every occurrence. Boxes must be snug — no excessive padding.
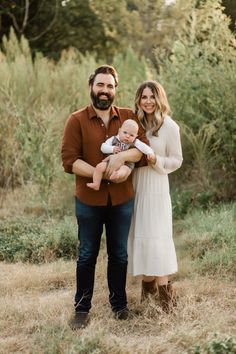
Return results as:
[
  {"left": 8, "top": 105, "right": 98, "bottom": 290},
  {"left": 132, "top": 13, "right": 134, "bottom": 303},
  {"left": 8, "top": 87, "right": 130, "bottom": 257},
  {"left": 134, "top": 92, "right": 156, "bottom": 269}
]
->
[
  {"left": 0, "top": 217, "right": 77, "bottom": 263},
  {"left": 193, "top": 334, "right": 236, "bottom": 354},
  {"left": 171, "top": 187, "right": 217, "bottom": 219},
  {"left": 177, "top": 203, "right": 236, "bottom": 278}
]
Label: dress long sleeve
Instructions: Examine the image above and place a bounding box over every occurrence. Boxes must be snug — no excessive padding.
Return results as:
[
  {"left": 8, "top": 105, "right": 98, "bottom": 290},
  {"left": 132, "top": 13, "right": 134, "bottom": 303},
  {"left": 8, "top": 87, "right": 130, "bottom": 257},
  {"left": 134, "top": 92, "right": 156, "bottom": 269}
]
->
[
  {"left": 151, "top": 120, "right": 183, "bottom": 175},
  {"left": 134, "top": 139, "right": 154, "bottom": 155}
]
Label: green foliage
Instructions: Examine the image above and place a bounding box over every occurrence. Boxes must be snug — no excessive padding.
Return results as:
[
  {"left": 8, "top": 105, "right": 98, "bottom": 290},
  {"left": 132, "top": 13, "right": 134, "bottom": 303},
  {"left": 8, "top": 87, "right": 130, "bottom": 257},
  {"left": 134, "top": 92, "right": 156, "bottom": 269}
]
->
[
  {"left": 193, "top": 334, "right": 236, "bottom": 354},
  {"left": 40, "top": 0, "right": 108, "bottom": 60},
  {"left": 171, "top": 188, "right": 216, "bottom": 219},
  {"left": 159, "top": 0, "right": 236, "bottom": 200},
  {"left": 177, "top": 203, "right": 236, "bottom": 278},
  {"left": 0, "top": 217, "right": 77, "bottom": 263}
]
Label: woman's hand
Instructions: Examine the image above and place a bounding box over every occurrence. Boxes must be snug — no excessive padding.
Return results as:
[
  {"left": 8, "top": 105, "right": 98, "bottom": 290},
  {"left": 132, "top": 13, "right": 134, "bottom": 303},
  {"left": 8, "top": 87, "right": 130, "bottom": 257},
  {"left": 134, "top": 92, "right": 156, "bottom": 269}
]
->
[{"left": 147, "top": 153, "right": 156, "bottom": 164}]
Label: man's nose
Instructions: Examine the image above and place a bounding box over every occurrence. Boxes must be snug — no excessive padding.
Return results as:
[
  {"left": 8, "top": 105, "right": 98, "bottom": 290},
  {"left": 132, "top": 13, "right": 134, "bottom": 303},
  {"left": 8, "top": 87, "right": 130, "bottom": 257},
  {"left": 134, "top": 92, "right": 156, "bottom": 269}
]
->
[{"left": 102, "top": 86, "right": 108, "bottom": 92}]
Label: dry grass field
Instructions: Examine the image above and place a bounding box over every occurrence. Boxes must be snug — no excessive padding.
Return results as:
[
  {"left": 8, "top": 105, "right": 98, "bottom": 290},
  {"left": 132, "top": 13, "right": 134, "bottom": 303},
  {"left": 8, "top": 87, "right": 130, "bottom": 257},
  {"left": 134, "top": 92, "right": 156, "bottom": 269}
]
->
[
  {"left": 0, "top": 250, "right": 235, "bottom": 354},
  {"left": 0, "top": 190, "right": 235, "bottom": 353}
]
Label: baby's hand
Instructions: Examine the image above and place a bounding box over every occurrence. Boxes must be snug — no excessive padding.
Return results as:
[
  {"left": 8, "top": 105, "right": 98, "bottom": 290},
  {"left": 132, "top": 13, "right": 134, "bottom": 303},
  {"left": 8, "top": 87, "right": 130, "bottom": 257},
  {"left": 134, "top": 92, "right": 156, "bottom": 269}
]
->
[
  {"left": 147, "top": 153, "right": 156, "bottom": 164},
  {"left": 113, "top": 146, "right": 122, "bottom": 154}
]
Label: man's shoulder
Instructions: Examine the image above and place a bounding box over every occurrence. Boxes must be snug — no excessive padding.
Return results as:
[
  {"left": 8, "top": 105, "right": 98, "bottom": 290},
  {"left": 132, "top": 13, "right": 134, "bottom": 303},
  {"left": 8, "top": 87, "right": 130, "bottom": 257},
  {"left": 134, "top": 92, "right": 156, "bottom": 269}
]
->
[{"left": 71, "top": 106, "right": 90, "bottom": 119}]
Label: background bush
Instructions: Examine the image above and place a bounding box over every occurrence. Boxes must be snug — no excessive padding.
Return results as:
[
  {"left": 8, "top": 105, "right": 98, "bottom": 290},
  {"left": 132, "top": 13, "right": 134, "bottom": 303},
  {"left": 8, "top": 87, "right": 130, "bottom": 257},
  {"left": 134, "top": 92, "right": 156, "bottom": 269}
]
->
[
  {"left": 0, "top": 216, "right": 77, "bottom": 262},
  {"left": 175, "top": 203, "right": 236, "bottom": 279}
]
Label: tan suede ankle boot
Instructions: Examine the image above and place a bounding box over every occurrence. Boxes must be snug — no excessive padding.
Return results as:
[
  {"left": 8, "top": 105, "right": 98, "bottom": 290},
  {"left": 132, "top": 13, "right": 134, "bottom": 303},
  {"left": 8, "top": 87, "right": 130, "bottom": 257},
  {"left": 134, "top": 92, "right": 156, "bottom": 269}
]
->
[
  {"left": 158, "top": 281, "right": 177, "bottom": 313},
  {"left": 141, "top": 279, "right": 158, "bottom": 302}
]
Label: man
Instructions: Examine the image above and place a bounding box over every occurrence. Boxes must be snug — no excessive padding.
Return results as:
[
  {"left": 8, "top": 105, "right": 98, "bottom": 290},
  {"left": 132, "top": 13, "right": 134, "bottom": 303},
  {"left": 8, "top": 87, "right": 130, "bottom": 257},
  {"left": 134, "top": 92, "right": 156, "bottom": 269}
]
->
[{"left": 61, "top": 65, "right": 146, "bottom": 330}]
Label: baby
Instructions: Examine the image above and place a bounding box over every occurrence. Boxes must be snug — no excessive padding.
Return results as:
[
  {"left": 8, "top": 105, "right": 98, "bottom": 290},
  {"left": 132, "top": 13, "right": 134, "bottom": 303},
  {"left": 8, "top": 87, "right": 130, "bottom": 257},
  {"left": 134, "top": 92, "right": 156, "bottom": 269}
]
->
[{"left": 87, "top": 119, "right": 155, "bottom": 190}]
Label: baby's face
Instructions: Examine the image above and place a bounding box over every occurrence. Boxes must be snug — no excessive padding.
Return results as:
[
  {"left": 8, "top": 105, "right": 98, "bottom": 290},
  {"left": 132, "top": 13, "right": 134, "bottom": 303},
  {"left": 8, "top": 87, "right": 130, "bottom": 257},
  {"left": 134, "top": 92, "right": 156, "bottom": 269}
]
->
[{"left": 119, "top": 124, "right": 138, "bottom": 144}]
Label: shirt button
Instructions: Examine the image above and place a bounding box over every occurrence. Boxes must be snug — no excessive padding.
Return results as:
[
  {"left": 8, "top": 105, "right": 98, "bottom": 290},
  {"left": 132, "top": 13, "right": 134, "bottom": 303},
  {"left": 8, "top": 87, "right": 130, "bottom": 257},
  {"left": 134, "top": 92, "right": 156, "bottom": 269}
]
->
[
  {"left": 101, "top": 124, "right": 104, "bottom": 127},
  {"left": 107, "top": 182, "right": 110, "bottom": 185},
  {"left": 106, "top": 135, "right": 109, "bottom": 138}
]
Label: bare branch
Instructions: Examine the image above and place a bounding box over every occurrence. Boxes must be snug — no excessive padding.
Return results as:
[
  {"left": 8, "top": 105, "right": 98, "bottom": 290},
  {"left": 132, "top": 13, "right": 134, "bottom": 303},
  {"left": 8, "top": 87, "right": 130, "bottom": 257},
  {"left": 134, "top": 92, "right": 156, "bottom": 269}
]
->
[
  {"left": 27, "top": 0, "right": 46, "bottom": 25},
  {"left": 6, "top": 11, "right": 20, "bottom": 33},
  {"left": 29, "top": 0, "right": 60, "bottom": 42},
  {"left": 21, "top": 0, "right": 30, "bottom": 33}
]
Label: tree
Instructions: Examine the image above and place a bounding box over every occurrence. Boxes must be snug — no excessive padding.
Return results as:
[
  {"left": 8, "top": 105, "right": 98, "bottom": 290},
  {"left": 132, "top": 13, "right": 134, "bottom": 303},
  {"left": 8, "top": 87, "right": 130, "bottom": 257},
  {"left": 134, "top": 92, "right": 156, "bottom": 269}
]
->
[
  {"left": 0, "top": 0, "right": 107, "bottom": 59},
  {"left": 0, "top": 0, "right": 60, "bottom": 43},
  {"left": 32, "top": 0, "right": 107, "bottom": 59},
  {"left": 88, "top": 0, "right": 139, "bottom": 60}
]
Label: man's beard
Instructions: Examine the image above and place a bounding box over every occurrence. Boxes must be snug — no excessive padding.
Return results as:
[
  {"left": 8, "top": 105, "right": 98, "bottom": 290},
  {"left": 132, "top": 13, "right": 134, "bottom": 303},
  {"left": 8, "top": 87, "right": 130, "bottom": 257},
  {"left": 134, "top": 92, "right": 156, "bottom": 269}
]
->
[{"left": 90, "top": 89, "right": 114, "bottom": 110}]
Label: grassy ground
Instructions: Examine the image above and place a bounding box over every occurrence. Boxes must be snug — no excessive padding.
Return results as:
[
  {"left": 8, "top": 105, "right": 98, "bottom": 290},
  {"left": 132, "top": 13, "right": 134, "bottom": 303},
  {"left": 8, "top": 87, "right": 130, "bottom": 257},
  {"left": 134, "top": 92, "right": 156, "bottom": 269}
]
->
[
  {"left": 0, "top": 196, "right": 235, "bottom": 353},
  {"left": 0, "top": 259, "right": 235, "bottom": 353}
]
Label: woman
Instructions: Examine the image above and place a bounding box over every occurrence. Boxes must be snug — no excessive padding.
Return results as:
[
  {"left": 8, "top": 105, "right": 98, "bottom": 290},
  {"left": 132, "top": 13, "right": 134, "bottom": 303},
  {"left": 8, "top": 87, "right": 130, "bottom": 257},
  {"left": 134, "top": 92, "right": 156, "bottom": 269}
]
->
[{"left": 128, "top": 80, "right": 183, "bottom": 313}]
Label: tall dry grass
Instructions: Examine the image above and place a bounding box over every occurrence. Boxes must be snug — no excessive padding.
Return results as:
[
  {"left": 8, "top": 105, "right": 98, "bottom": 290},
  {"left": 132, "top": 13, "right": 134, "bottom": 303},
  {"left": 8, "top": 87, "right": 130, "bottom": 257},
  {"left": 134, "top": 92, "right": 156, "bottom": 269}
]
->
[
  {"left": 0, "top": 32, "right": 151, "bottom": 213},
  {"left": 0, "top": 30, "right": 235, "bottom": 219}
]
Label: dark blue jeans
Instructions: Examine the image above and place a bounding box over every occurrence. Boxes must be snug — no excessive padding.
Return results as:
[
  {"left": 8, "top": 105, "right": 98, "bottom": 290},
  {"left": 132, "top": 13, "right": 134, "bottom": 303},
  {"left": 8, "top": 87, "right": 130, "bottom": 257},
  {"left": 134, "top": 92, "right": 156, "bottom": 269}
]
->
[{"left": 75, "top": 197, "right": 134, "bottom": 313}]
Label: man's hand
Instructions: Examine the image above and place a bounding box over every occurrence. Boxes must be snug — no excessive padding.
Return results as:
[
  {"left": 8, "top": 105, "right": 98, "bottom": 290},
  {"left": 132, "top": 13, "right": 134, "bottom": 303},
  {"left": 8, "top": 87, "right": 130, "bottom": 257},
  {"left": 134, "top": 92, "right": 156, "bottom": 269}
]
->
[
  {"left": 110, "top": 168, "right": 132, "bottom": 183},
  {"left": 103, "top": 153, "right": 125, "bottom": 177}
]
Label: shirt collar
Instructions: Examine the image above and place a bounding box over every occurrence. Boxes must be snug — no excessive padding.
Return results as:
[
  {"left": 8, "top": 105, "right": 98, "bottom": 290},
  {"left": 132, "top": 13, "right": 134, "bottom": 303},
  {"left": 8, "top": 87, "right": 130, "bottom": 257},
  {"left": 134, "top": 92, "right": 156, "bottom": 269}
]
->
[{"left": 88, "top": 104, "right": 120, "bottom": 121}]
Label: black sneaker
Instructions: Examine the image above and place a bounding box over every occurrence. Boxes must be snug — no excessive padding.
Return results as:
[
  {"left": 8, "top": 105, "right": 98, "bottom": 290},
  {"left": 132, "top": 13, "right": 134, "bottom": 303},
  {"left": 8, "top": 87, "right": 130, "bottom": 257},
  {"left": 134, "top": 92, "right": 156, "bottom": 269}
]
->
[
  {"left": 115, "top": 308, "right": 129, "bottom": 320},
  {"left": 69, "top": 312, "right": 89, "bottom": 330}
]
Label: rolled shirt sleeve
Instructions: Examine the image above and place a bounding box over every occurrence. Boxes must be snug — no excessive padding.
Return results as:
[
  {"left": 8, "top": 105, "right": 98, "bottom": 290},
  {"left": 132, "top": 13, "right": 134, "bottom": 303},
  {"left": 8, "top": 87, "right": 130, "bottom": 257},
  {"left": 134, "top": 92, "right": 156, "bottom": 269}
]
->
[{"left": 61, "top": 113, "right": 82, "bottom": 174}]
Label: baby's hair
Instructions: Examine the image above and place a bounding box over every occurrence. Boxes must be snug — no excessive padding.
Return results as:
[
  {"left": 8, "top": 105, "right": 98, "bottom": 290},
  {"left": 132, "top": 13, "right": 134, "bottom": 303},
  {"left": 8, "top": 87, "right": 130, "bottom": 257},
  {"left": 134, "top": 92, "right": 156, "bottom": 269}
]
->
[{"left": 121, "top": 119, "right": 139, "bottom": 131}]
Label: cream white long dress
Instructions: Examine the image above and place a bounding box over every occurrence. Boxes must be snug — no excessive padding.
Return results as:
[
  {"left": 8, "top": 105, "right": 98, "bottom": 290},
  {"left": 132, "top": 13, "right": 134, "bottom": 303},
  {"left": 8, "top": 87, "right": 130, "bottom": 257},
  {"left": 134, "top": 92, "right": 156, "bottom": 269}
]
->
[{"left": 128, "top": 116, "right": 183, "bottom": 276}]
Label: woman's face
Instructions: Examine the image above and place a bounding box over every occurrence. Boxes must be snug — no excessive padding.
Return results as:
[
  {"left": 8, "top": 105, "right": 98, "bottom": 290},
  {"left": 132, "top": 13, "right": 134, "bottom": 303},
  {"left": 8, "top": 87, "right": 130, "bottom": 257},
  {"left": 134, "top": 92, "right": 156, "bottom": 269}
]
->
[{"left": 139, "top": 87, "right": 156, "bottom": 115}]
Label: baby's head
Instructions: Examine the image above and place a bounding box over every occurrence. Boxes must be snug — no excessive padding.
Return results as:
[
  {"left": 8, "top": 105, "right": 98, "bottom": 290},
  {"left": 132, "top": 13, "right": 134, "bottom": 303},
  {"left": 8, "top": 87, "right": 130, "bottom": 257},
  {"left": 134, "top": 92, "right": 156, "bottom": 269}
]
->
[{"left": 118, "top": 119, "right": 139, "bottom": 144}]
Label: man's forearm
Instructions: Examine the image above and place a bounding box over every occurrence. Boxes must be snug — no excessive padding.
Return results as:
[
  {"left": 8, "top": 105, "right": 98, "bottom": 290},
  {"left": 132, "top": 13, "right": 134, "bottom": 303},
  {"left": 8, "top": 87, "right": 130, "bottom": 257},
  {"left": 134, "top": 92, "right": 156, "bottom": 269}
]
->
[
  {"left": 72, "top": 159, "right": 95, "bottom": 177},
  {"left": 119, "top": 148, "right": 142, "bottom": 163},
  {"left": 103, "top": 148, "right": 142, "bottom": 177}
]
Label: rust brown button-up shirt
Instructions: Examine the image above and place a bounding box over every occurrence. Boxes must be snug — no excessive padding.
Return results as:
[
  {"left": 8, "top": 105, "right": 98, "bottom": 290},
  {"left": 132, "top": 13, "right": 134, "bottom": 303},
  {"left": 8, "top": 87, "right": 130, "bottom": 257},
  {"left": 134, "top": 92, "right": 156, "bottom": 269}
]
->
[{"left": 61, "top": 104, "right": 147, "bottom": 206}]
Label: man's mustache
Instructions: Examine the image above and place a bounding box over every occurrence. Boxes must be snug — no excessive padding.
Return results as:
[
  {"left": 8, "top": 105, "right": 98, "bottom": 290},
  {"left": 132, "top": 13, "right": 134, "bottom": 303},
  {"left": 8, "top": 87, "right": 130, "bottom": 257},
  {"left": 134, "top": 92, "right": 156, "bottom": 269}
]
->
[{"left": 98, "top": 92, "right": 111, "bottom": 99}]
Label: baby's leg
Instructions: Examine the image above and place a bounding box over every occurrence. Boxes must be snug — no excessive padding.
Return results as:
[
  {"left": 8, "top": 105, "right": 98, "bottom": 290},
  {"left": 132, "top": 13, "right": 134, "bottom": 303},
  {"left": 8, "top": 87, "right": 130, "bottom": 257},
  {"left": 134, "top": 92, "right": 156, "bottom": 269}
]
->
[
  {"left": 110, "top": 165, "right": 131, "bottom": 180},
  {"left": 87, "top": 161, "right": 107, "bottom": 190}
]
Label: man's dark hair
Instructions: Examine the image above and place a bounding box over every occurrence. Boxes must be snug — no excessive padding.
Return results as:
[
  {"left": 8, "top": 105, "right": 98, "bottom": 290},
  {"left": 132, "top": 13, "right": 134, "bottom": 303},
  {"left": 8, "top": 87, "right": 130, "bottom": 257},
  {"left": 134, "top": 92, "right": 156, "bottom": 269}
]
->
[{"left": 88, "top": 65, "right": 118, "bottom": 87}]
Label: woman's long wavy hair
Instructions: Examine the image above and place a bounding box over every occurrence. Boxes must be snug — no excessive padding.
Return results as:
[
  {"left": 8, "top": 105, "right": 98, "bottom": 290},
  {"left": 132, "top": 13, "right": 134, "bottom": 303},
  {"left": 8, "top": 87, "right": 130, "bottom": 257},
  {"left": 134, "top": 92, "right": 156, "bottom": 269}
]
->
[{"left": 134, "top": 81, "right": 170, "bottom": 136}]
